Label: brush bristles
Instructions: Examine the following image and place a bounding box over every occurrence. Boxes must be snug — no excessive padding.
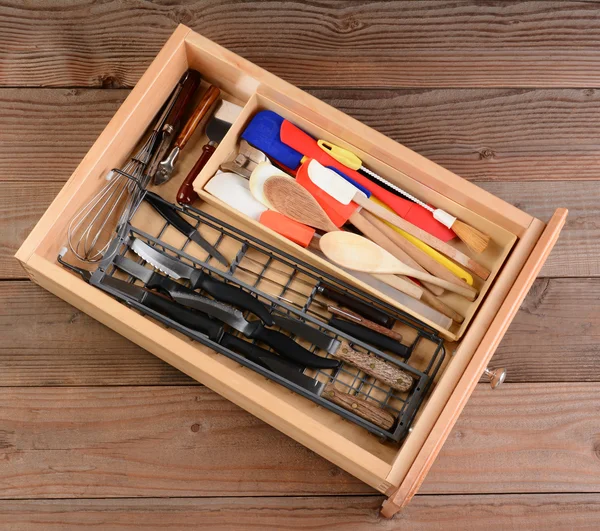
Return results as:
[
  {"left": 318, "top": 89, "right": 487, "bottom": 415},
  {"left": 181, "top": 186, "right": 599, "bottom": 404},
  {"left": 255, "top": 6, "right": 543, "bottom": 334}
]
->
[{"left": 452, "top": 220, "right": 490, "bottom": 254}]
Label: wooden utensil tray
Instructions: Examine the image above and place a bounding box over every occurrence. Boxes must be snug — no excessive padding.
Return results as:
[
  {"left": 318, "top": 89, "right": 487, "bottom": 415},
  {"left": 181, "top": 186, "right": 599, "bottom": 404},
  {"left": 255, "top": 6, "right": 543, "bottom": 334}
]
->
[{"left": 16, "top": 25, "right": 567, "bottom": 518}]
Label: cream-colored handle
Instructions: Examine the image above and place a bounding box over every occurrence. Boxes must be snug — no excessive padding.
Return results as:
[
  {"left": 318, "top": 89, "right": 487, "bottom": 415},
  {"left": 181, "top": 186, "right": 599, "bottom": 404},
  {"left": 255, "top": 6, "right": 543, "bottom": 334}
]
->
[
  {"left": 397, "top": 265, "right": 478, "bottom": 299},
  {"left": 373, "top": 274, "right": 423, "bottom": 299},
  {"left": 349, "top": 211, "right": 444, "bottom": 297}
]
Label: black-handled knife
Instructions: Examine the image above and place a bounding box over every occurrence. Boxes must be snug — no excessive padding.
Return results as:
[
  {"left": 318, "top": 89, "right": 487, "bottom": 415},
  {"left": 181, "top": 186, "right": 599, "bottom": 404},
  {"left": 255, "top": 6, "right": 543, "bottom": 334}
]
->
[
  {"left": 328, "top": 317, "right": 411, "bottom": 359},
  {"left": 317, "top": 286, "right": 394, "bottom": 328},
  {"left": 144, "top": 191, "right": 229, "bottom": 268},
  {"left": 131, "top": 238, "right": 273, "bottom": 326},
  {"left": 99, "top": 276, "right": 224, "bottom": 341},
  {"left": 115, "top": 254, "right": 341, "bottom": 355},
  {"left": 220, "top": 333, "right": 304, "bottom": 372},
  {"left": 163, "top": 287, "right": 339, "bottom": 370},
  {"left": 101, "top": 275, "right": 308, "bottom": 375}
]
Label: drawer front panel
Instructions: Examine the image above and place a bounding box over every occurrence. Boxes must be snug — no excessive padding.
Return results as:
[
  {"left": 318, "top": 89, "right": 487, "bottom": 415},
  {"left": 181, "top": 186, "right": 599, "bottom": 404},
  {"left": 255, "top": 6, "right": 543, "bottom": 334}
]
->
[{"left": 381, "top": 208, "right": 567, "bottom": 517}]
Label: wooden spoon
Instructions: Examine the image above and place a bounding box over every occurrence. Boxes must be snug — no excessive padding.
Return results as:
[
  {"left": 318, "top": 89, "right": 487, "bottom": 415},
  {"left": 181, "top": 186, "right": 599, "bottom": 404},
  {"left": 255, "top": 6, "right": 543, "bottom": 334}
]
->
[
  {"left": 319, "top": 232, "right": 478, "bottom": 299},
  {"left": 262, "top": 176, "right": 424, "bottom": 301},
  {"left": 263, "top": 175, "right": 339, "bottom": 232}
]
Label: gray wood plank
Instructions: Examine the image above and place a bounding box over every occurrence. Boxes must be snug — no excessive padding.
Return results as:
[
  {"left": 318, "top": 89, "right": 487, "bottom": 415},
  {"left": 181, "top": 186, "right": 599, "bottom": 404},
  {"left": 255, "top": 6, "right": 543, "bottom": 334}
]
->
[
  {"left": 2, "top": 1, "right": 600, "bottom": 88},
  {"left": 1, "top": 88, "right": 600, "bottom": 183}
]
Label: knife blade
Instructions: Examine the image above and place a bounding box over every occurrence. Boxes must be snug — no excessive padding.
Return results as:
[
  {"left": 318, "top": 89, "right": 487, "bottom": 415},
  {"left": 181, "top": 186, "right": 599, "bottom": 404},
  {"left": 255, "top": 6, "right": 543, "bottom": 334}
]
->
[
  {"left": 130, "top": 238, "right": 273, "bottom": 325},
  {"left": 143, "top": 192, "right": 229, "bottom": 267},
  {"left": 161, "top": 286, "right": 339, "bottom": 370},
  {"left": 271, "top": 314, "right": 340, "bottom": 354},
  {"left": 101, "top": 277, "right": 393, "bottom": 430},
  {"left": 99, "top": 276, "right": 224, "bottom": 341},
  {"left": 220, "top": 334, "right": 394, "bottom": 430}
]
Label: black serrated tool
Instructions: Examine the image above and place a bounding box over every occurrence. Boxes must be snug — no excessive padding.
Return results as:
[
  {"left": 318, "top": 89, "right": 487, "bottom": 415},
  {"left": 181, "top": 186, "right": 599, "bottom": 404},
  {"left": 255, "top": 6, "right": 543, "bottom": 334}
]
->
[
  {"left": 130, "top": 237, "right": 272, "bottom": 325},
  {"left": 144, "top": 191, "right": 229, "bottom": 267}
]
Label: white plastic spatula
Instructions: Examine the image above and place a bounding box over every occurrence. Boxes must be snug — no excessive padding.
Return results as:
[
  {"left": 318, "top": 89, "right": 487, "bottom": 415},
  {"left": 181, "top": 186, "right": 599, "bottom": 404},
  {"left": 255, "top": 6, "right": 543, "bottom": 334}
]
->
[
  {"left": 306, "top": 160, "right": 490, "bottom": 280},
  {"left": 319, "top": 231, "right": 478, "bottom": 299},
  {"left": 248, "top": 162, "right": 292, "bottom": 210},
  {"left": 204, "top": 171, "right": 268, "bottom": 220}
]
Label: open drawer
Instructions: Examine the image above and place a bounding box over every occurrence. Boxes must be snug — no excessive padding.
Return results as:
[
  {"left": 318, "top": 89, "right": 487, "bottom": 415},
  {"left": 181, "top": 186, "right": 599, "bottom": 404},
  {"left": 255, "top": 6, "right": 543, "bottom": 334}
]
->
[{"left": 15, "top": 25, "right": 567, "bottom": 518}]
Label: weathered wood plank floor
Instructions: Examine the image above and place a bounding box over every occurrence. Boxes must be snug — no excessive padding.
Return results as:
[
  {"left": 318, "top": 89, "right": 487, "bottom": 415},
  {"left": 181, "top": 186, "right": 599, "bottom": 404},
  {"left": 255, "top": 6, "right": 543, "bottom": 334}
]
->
[{"left": 1, "top": 1, "right": 599, "bottom": 528}]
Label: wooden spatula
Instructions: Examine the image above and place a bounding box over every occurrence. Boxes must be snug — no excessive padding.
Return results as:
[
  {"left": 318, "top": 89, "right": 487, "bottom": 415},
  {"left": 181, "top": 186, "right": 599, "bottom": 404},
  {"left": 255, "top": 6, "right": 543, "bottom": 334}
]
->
[
  {"left": 307, "top": 160, "right": 491, "bottom": 280},
  {"left": 263, "top": 175, "right": 340, "bottom": 232},
  {"left": 262, "top": 175, "right": 423, "bottom": 300},
  {"left": 319, "top": 231, "right": 479, "bottom": 299}
]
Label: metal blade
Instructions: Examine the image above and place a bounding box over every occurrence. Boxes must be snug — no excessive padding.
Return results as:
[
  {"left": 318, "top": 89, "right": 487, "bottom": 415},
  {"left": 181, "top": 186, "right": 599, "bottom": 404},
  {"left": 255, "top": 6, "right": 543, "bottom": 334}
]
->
[
  {"left": 164, "top": 287, "right": 251, "bottom": 335},
  {"left": 188, "top": 230, "right": 229, "bottom": 267},
  {"left": 113, "top": 255, "right": 153, "bottom": 284},
  {"left": 131, "top": 239, "right": 195, "bottom": 280},
  {"left": 143, "top": 192, "right": 229, "bottom": 267},
  {"left": 262, "top": 357, "right": 325, "bottom": 395},
  {"left": 272, "top": 315, "right": 341, "bottom": 354}
]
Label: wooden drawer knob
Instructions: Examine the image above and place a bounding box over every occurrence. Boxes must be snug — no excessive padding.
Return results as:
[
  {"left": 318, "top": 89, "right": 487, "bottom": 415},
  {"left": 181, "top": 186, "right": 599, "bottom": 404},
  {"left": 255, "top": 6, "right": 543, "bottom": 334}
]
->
[{"left": 483, "top": 367, "right": 506, "bottom": 389}]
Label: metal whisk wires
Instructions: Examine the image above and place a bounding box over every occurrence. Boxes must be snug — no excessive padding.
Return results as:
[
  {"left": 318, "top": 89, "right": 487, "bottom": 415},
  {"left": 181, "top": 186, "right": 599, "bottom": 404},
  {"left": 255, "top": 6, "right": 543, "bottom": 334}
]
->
[{"left": 67, "top": 78, "right": 184, "bottom": 263}]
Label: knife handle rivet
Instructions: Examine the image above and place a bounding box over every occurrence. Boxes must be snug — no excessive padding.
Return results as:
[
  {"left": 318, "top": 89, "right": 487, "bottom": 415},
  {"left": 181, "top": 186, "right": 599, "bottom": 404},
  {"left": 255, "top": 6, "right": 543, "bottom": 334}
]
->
[
  {"left": 369, "top": 362, "right": 376, "bottom": 369},
  {"left": 342, "top": 347, "right": 348, "bottom": 354},
  {"left": 328, "top": 391, "right": 335, "bottom": 398},
  {"left": 351, "top": 402, "right": 358, "bottom": 410}
]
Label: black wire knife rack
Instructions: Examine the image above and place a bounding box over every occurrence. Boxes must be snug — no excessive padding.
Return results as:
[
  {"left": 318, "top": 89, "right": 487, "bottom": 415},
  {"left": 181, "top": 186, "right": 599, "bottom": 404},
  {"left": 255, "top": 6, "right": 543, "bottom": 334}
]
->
[{"left": 79, "top": 192, "right": 446, "bottom": 443}]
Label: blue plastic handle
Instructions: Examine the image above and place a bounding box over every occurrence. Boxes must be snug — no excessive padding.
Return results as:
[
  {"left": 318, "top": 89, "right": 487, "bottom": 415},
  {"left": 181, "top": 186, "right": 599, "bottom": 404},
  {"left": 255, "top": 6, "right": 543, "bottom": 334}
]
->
[{"left": 241, "top": 110, "right": 304, "bottom": 169}]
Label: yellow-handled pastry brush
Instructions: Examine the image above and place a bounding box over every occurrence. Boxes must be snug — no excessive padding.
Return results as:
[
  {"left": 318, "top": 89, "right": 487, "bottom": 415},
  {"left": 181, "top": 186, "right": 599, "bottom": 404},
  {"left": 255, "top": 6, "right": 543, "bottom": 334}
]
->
[{"left": 318, "top": 140, "right": 491, "bottom": 254}]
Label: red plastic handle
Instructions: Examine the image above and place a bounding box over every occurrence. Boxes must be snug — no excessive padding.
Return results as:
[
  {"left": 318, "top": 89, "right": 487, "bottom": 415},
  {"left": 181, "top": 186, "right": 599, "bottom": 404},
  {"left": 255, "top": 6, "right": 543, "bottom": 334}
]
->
[
  {"left": 259, "top": 210, "right": 316, "bottom": 247},
  {"left": 295, "top": 159, "right": 357, "bottom": 227},
  {"left": 279, "top": 120, "right": 455, "bottom": 242}
]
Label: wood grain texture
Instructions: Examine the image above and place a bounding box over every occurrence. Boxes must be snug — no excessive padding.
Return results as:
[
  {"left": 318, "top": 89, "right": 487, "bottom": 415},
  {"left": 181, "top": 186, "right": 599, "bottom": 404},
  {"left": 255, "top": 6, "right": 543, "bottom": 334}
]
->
[
  {"left": 2, "top": 1, "right": 600, "bottom": 88},
  {"left": 0, "top": 385, "right": 370, "bottom": 498},
  {"left": 3, "top": 277, "right": 599, "bottom": 386},
  {"left": 2, "top": 494, "right": 600, "bottom": 530},
  {"left": 479, "top": 180, "right": 598, "bottom": 278},
  {"left": 421, "top": 382, "right": 600, "bottom": 494},
  {"left": 0, "top": 383, "right": 598, "bottom": 499},
  {"left": 0, "top": 281, "right": 194, "bottom": 386},
  {"left": 2, "top": 88, "right": 600, "bottom": 184},
  {"left": 0, "top": 183, "right": 64, "bottom": 279},
  {"left": 489, "top": 278, "right": 600, "bottom": 383},
  {"left": 312, "top": 87, "right": 600, "bottom": 182},
  {"left": 0, "top": 89, "right": 126, "bottom": 182},
  {"left": 2, "top": 179, "right": 591, "bottom": 280}
]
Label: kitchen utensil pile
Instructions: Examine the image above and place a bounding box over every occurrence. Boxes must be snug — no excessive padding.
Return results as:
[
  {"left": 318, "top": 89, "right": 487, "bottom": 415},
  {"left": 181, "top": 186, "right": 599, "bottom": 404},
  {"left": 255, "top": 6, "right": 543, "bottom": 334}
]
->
[{"left": 58, "top": 67, "right": 497, "bottom": 441}]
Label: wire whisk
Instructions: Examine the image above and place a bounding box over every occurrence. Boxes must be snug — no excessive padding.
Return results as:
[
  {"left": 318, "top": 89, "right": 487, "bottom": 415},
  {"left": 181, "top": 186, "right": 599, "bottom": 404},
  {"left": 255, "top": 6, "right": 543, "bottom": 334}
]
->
[{"left": 67, "top": 78, "right": 184, "bottom": 263}]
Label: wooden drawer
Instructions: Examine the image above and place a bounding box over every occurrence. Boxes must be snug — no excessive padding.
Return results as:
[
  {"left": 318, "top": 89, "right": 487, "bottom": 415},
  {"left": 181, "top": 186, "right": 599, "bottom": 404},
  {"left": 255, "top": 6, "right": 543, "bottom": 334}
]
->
[{"left": 15, "top": 25, "right": 567, "bottom": 518}]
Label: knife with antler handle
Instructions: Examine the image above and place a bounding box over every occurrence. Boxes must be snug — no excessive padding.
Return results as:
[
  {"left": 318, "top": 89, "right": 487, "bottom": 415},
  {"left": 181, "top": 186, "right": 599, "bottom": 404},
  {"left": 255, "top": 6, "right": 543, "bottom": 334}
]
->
[{"left": 330, "top": 340, "right": 412, "bottom": 392}]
